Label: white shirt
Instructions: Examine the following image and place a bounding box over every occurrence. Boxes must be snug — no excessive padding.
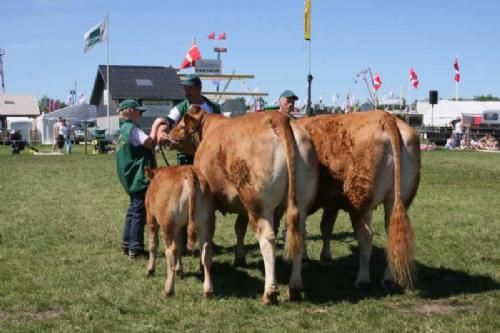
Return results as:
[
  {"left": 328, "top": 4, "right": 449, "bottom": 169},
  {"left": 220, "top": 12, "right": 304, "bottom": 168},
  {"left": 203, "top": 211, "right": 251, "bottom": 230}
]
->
[
  {"left": 455, "top": 121, "right": 463, "bottom": 134},
  {"left": 59, "top": 125, "right": 69, "bottom": 137},
  {"left": 167, "top": 101, "right": 214, "bottom": 124},
  {"left": 129, "top": 127, "right": 148, "bottom": 147}
]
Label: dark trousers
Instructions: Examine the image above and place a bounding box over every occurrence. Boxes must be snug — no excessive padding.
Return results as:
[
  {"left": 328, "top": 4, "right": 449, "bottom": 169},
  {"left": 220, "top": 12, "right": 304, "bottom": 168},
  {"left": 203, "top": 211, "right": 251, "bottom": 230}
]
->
[
  {"left": 122, "top": 189, "right": 146, "bottom": 254},
  {"left": 455, "top": 133, "right": 463, "bottom": 147}
]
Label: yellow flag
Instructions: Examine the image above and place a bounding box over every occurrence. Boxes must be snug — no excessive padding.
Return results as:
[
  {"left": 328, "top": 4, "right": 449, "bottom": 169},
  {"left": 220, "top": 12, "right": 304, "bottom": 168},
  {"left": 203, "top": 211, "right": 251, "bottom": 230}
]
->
[{"left": 304, "top": 0, "right": 311, "bottom": 40}]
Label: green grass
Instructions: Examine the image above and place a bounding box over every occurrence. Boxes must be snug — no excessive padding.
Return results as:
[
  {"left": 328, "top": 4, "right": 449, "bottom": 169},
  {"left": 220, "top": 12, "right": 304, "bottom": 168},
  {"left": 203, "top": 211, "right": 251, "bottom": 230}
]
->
[{"left": 0, "top": 144, "right": 499, "bottom": 332}]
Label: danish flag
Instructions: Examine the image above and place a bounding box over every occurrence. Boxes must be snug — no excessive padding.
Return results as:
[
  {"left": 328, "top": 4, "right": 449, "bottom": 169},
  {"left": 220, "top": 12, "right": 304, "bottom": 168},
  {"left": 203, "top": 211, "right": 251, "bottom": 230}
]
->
[
  {"left": 180, "top": 43, "right": 202, "bottom": 69},
  {"left": 373, "top": 73, "right": 382, "bottom": 91},
  {"left": 218, "top": 32, "right": 226, "bottom": 40},
  {"left": 454, "top": 58, "right": 460, "bottom": 82},
  {"left": 208, "top": 32, "right": 215, "bottom": 40},
  {"left": 409, "top": 68, "right": 419, "bottom": 89}
]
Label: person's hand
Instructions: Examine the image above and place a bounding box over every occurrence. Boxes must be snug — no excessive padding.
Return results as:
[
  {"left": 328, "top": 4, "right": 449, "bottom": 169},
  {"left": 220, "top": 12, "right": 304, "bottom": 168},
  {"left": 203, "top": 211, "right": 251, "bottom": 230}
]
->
[{"left": 158, "top": 130, "right": 169, "bottom": 145}]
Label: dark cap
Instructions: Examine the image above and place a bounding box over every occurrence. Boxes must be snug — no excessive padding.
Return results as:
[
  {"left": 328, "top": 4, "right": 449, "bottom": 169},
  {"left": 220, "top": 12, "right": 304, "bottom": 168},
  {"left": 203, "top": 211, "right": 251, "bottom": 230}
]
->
[
  {"left": 118, "top": 99, "right": 147, "bottom": 112},
  {"left": 181, "top": 74, "right": 202, "bottom": 87},
  {"left": 280, "top": 90, "right": 298, "bottom": 100}
]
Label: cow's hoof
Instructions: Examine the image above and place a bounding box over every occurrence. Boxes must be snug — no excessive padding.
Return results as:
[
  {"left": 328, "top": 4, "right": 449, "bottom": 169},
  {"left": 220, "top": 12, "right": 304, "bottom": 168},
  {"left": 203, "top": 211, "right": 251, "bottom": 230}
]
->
[
  {"left": 286, "top": 288, "right": 303, "bottom": 302},
  {"left": 319, "top": 258, "right": 333, "bottom": 267},
  {"left": 233, "top": 257, "right": 247, "bottom": 267},
  {"left": 301, "top": 258, "right": 311, "bottom": 269},
  {"left": 163, "top": 290, "right": 175, "bottom": 298},
  {"left": 262, "top": 291, "right": 279, "bottom": 305},
  {"left": 146, "top": 269, "right": 155, "bottom": 277},
  {"left": 381, "top": 279, "right": 403, "bottom": 293},
  {"left": 203, "top": 291, "right": 214, "bottom": 299},
  {"left": 355, "top": 281, "right": 371, "bottom": 292}
]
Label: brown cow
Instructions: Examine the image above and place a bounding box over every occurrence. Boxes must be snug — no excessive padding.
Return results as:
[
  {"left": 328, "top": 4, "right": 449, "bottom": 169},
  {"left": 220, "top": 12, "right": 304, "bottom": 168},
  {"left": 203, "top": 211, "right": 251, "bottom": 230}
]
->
[
  {"left": 166, "top": 106, "right": 318, "bottom": 304},
  {"left": 145, "top": 165, "right": 215, "bottom": 298},
  {"left": 298, "top": 111, "right": 420, "bottom": 289}
]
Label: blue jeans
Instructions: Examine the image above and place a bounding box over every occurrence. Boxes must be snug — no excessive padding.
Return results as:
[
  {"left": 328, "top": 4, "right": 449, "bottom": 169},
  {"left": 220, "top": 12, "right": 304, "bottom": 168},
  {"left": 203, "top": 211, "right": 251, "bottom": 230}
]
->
[
  {"left": 64, "top": 137, "right": 72, "bottom": 153},
  {"left": 122, "top": 189, "right": 146, "bottom": 254},
  {"left": 455, "top": 133, "right": 463, "bottom": 148}
]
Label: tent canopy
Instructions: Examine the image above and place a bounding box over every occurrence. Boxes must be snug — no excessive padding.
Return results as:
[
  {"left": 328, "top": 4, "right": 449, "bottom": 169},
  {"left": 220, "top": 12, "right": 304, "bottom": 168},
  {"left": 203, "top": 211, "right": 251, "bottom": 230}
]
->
[
  {"left": 417, "top": 100, "right": 500, "bottom": 127},
  {"left": 37, "top": 104, "right": 97, "bottom": 144},
  {"left": 42, "top": 103, "right": 96, "bottom": 122}
]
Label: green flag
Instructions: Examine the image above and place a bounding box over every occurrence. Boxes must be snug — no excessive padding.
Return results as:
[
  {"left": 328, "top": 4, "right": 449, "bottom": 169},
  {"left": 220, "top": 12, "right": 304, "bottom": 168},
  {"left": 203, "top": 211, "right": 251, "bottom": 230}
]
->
[{"left": 83, "top": 16, "right": 108, "bottom": 53}]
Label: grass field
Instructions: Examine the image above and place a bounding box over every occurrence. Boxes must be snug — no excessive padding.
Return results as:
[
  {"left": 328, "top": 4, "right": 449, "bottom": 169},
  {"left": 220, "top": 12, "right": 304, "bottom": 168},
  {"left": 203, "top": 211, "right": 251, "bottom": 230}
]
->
[{"left": 0, "top": 144, "right": 499, "bottom": 332}]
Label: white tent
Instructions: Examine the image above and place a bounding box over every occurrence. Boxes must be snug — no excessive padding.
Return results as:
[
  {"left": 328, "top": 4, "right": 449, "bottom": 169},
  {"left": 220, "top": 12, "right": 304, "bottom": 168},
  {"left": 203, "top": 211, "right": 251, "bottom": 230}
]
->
[
  {"left": 417, "top": 100, "right": 500, "bottom": 127},
  {"left": 37, "top": 104, "right": 96, "bottom": 144}
]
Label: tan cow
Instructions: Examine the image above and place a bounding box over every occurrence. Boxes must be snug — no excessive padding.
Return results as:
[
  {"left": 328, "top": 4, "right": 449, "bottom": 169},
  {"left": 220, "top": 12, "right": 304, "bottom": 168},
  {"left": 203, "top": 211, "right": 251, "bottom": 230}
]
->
[
  {"left": 145, "top": 165, "right": 215, "bottom": 298},
  {"left": 166, "top": 106, "right": 318, "bottom": 304},
  {"left": 298, "top": 111, "right": 420, "bottom": 289}
]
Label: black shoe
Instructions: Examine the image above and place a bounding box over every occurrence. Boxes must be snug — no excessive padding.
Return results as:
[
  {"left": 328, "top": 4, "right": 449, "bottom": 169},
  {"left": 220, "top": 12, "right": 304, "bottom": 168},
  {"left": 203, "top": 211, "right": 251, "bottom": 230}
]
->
[{"left": 129, "top": 249, "right": 149, "bottom": 259}]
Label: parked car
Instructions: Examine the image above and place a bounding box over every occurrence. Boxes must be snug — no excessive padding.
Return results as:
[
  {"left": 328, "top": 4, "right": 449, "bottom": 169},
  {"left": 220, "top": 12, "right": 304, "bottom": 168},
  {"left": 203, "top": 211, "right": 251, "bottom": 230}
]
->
[{"left": 71, "top": 121, "right": 96, "bottom": 144}]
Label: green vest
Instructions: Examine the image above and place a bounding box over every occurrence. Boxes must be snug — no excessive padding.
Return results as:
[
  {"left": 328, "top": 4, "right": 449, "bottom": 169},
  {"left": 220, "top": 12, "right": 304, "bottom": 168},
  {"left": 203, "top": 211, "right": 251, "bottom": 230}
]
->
[
  {"left": 174, "top": 97, "right": 221, "bottom": 165},
  {"left": 116, "top": 120, "right": 155, "bottom": 194},
  {"left": 175, "top": 97, "right": 221, "bottom": 116}
]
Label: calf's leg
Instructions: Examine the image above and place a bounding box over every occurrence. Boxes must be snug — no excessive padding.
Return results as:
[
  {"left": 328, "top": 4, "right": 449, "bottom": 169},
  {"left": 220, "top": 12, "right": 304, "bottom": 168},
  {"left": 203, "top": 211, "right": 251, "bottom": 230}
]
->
[{"left": 146, "top": 216, "right": 159, "bottom": 276}]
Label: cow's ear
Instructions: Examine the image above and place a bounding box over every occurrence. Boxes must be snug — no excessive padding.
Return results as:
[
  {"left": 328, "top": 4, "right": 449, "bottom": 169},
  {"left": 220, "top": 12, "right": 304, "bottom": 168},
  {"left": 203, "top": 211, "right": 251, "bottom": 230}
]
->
[{"left": 185, "top": 105, "right": 204, "bottom": 130}]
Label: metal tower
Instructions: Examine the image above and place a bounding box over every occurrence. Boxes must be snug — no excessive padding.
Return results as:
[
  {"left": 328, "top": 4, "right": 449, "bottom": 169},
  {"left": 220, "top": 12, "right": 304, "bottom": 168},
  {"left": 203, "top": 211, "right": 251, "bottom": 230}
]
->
[{"left": 0, "top": 48, "right": 5, "bottom": 93}]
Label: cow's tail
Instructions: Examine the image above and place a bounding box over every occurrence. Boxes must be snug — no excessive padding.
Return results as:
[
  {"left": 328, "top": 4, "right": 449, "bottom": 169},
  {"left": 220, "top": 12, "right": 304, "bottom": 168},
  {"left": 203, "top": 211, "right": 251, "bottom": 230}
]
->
[
  {"left": 187, "top": 168, "right": 198, "bottom": 251},
  {"left": 272, "top": 113, "right": 301, "bottom": 260},
  {"left": 385, "top": 114, "right": 415, "bottom": 289}
]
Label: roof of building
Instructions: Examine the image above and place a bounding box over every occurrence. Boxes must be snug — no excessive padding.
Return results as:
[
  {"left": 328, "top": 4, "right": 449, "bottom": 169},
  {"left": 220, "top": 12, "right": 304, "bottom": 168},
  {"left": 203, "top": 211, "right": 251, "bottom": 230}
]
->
[
  {"left": 0, "top": 94, "right": 40, "bottom": 117},
  {"left": 89, "top": 65, "right": 185, "bottom": 105}
]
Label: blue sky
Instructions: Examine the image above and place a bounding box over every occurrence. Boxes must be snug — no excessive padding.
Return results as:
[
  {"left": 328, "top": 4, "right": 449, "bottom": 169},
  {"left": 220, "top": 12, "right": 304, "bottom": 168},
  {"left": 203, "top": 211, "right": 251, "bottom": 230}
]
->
[{"left": 2, "top": 0, "right": 500, "bottom": 106}]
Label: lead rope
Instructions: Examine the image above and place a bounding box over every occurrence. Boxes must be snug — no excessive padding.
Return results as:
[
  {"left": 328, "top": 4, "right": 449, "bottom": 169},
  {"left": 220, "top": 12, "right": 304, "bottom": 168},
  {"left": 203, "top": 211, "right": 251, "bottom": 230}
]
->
[{"left": 158, "top": 144, "right": 170, "bottom": 167}]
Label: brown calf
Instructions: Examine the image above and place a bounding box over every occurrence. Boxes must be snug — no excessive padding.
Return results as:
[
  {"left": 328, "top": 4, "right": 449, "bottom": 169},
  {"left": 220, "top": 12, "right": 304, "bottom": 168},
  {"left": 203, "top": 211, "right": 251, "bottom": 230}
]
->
[{"left": 145, "top": 165, "right": 215, "bottom": 298}]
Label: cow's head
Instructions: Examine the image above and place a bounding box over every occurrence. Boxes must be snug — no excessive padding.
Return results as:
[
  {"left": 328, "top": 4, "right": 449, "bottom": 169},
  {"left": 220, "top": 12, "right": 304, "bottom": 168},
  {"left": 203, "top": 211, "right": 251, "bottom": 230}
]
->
[{"left": 166, "top": 105, "right": 205, "bottom": 155}]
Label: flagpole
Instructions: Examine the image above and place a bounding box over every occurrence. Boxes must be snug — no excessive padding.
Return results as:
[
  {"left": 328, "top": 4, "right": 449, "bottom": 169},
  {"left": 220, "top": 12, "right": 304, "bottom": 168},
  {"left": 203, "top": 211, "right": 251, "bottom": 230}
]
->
[
  {"left": 106, "top": 14, "right": 110, "bottom": 132},
  {"left": 455, "top": 81, "right": 458, "bottom": 101},
  {"left": 305, "top": 0, "right": 313, "bottom": 116},
  {"left": 408, "top": 78, "right": 411, "bottom": 111},
  {"left": 307, "top": 40, "right": 313, "bottom": 116}
]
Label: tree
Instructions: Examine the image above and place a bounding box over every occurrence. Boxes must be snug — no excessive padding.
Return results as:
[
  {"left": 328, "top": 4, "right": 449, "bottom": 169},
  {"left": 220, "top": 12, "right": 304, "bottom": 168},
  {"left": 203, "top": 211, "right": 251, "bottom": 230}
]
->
[
  {"left": 38, "top": 95, "right": 67, "bottom": 113},
  {"left": 39, "top": 95, "right": 49, "bottom": 113},
  {"left": 473, "top": 94, "right": 500, "bottom": 101}
]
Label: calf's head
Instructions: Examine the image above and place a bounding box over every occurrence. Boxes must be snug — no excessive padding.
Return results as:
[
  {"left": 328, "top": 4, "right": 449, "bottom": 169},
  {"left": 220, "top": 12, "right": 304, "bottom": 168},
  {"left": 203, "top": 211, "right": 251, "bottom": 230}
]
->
[{"left": 166, "top": 105, "right": 205, "bottom": 155}]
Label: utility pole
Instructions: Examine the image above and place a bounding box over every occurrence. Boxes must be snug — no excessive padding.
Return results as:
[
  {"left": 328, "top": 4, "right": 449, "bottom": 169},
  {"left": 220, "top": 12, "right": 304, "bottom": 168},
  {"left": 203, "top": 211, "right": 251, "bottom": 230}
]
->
[{"left": 0, "top": 48, "right": 6, "bottom": 93}]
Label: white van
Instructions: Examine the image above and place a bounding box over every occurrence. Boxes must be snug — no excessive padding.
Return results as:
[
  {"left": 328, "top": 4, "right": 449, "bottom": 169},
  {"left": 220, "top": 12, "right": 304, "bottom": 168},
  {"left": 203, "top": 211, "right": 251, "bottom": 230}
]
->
[{"left": 482, "top": 110, "right": 500, "bottom": 124}]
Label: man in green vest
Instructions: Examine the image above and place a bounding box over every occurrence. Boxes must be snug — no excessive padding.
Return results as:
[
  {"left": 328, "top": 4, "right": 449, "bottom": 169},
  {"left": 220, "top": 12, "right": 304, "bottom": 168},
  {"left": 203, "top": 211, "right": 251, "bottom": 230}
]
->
[
  {"left": 278, "top": 89, "right": 299, "bottom": 115},
  {"left": 158, "top": 74, "right": 221, "bottom": 253},
  {"left": 165, "top": 73, "right": 221, "bottom": 165}
]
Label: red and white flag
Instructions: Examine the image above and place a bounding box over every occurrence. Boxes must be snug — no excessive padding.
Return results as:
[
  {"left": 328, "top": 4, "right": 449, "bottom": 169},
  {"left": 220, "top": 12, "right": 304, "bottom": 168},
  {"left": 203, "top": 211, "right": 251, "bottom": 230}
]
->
[
  {"left": 180, "top": 43, "right": 202, "bottom": 69},
  {"left": 218, "top": 32, "right": 226, "bottom": 40},
  {"left": 454, "top": 58, "right": 460, "bottom": 82},
  {"left": 208, "top": 32, "right": 215, "bottom": 40},
  {"left": 409, "top": 68, "right": 419, "bottom": 89},
  {"left": 373, "top": 73, "right": 382, "bottom": 91}
]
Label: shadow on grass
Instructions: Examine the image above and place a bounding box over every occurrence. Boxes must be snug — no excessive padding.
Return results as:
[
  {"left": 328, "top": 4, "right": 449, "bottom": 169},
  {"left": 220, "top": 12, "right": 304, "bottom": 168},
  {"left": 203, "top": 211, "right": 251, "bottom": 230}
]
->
[
  {"left": 183, "top": 261, "right": 264, "bottom": 299},
  {"left": 197, "top": 242, "right": 500, "bottom": 304},
  {"left": 299, "top": 245, "right": 500, "bottom": 304}
]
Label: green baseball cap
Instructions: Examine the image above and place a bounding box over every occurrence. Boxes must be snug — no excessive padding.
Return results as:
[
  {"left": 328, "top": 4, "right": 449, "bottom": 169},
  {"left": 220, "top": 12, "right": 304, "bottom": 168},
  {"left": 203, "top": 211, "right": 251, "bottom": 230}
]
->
[
  {"left": 280, "top": 90, "right": 298, "bottom": 100},
  {"left": 118, "top": 99, "right": 147, "bottom": 112},
  {"left": 181, "top": 74, "right": 202, "bottom": 87}
]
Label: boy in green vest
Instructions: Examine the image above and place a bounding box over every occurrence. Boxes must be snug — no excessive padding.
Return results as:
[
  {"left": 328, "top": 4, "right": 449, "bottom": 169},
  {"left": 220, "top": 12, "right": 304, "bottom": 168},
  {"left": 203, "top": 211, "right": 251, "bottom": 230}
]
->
[{"left": 116, "top": 99, "right": 166, "bottom": 259}]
